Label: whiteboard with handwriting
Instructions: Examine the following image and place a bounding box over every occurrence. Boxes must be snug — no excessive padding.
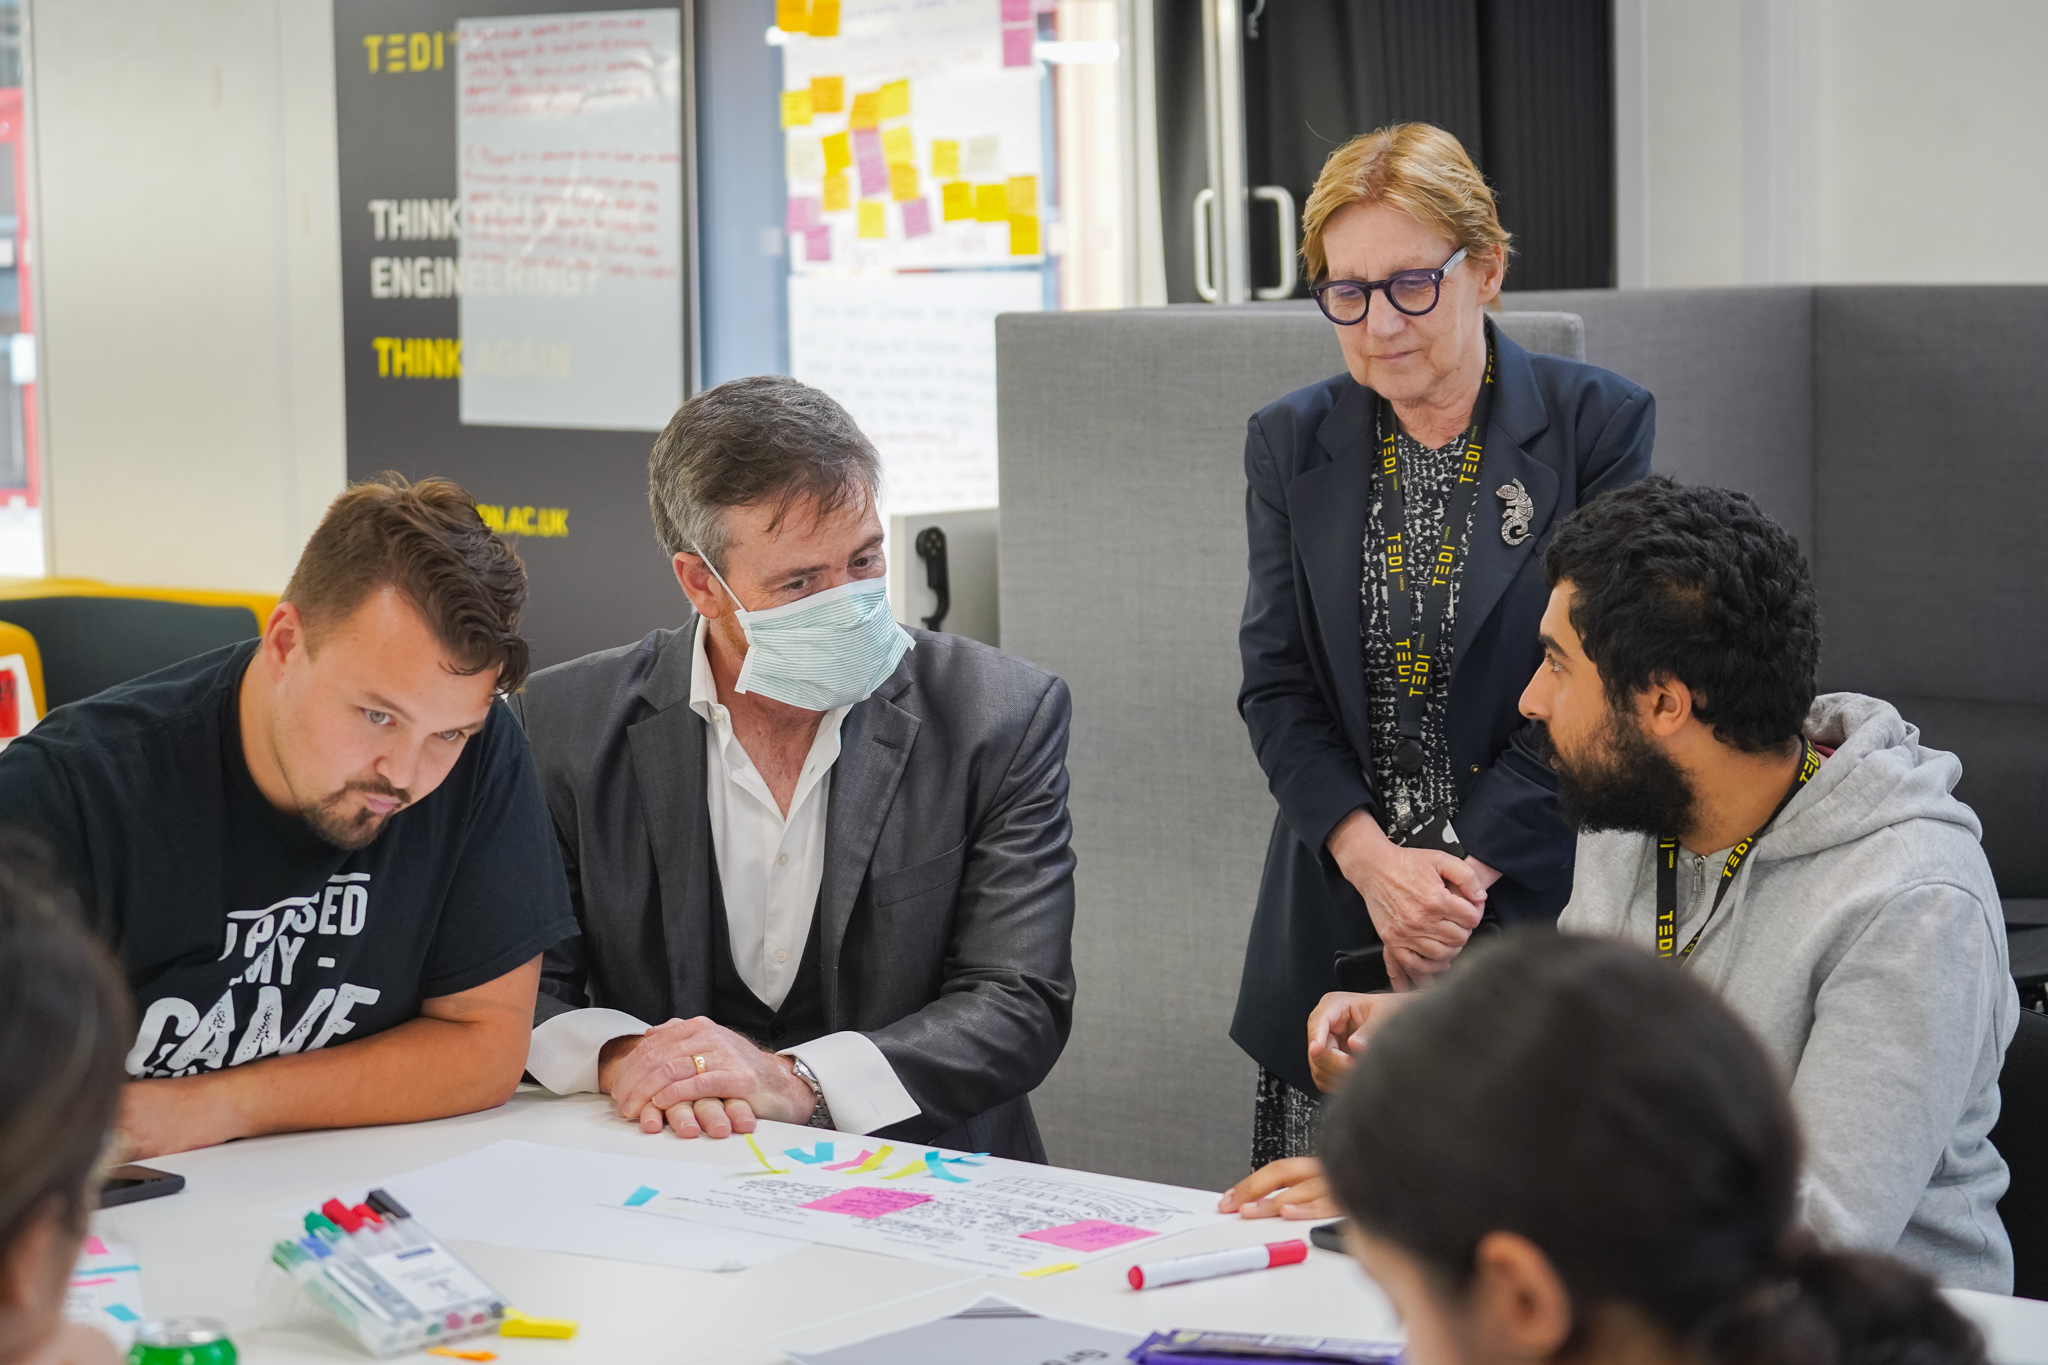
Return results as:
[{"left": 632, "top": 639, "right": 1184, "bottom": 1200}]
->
[
  {"left": 789, "top": 270, "right": 1041, "bottom": 515},
  {"left": 457, "top": 8, "right": 684, "bottom": 431}
]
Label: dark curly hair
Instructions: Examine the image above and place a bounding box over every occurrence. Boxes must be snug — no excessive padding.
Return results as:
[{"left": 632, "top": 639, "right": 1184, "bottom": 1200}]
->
[{"left": 1542, "top": 477, "right": 1819, "bottom": 752}]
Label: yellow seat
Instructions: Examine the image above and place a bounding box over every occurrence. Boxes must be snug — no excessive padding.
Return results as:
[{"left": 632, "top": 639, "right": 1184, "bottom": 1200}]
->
[
  {"left": 0, "top": 576, "right": 278, "bottom": 624},
  {"left": 0, "top": 618, "right": 46, "bottom": 724},
  {"left": 0, "top": 577, "right": 279, "bottom": 709}
]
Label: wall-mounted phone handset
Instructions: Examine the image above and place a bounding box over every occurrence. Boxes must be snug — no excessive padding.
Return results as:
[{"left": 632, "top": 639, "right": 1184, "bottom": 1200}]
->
[{"left": 914, "top": 526, "right": 950, "bottom": 631}]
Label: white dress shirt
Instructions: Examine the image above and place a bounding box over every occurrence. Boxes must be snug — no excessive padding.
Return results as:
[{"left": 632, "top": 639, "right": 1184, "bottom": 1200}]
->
[{"left": 526, "top": 621, "right": 919, "bottom": 1135}]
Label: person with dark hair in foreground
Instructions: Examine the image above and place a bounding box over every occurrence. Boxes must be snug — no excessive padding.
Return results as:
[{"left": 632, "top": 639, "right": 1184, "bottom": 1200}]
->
[
  {"left": 1230, "top": 479, "right": 2015, "bottom": 1293},
  {"left": 0, "top": 833, "right": 132, "bottom": 1365},
  {"left": 1322, "top": 933, "right": 1986, "bottom": 1365},
  {"left": 0, "top": 477, "right": 577, "bottom": 1159}
]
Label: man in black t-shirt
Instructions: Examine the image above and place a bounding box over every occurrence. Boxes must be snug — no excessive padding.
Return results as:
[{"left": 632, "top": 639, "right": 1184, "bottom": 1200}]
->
[{"left": 0, "top": 477, "right": 576, "bottom": 1158}]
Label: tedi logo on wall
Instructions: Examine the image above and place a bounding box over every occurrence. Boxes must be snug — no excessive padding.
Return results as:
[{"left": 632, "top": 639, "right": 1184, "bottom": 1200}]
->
[{"left": 125, "top": 873, "right": 383, "bottom": 1078}]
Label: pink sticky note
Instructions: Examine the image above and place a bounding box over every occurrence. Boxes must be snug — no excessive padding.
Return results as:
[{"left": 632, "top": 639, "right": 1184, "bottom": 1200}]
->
[
  {"left": 785, "top": 195, "right": 821, "bottom": 232},
  {"left": 804, "top": 225, "right": 832, "bottom": 262},
  {"left": 803, "top": 1187, "right": 933, "bottom": 1219},
  {"left": 822, "top": 1148, "right": 875, "bottom": 1171},
  {"left": 1032, "top": 0, "right": 1056, "bottom": 11},
  {"left": 1000, "top": 0, "right": 1030, "bottom": 20},
  {"left": 1002, "top": 24, "right": 1034, "bottom": 67},
  {"left": 857, "top": 158, "right": 888, "bottom": 198},
  {"left": 852, "top": 127, "right": 882, "bottom": 162},
  {"left": 1020, "top": 1219, "right": 1157, "bottom": 1252},
  {"left": 84, "top": 1236, "right": 110, "bottom": 1257},
  {"left": 901, "top": 198, "right": 932, "bottom": 238}
]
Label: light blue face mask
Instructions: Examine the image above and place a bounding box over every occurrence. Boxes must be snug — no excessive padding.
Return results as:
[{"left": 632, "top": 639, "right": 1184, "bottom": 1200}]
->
[{"left": 694, "top": 548, "right": 914, "bottom": 711}]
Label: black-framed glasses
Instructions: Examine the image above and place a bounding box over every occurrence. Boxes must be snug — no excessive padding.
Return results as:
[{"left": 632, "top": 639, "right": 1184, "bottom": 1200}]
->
[{"left": 1310, "top": 247, "right": 1467, "bottom": 325}]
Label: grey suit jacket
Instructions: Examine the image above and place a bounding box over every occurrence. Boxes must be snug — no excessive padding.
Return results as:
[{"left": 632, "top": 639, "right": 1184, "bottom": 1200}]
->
[{"left": 505, "top": 615, "right": 1077, "bottom": 1160}]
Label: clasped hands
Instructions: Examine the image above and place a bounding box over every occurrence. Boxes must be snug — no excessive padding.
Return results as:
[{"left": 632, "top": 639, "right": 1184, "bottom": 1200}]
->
[
  {"left": 1326, "top": 809, "right": 1501, "bottom": 991},
  {"left": 599, "top": 1016, "right": 816, "bottom": 1139}
]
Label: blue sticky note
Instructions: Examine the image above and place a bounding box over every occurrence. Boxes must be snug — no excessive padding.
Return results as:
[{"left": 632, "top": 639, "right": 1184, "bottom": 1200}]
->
[
  {"left": 925, "top": 1151, "right": 970, "bottom": 1183},
  {"left": 106, "top": 1305, "right": 140, "bottom": 1323},
  {"left": 785, "top": 1141, "right": 836, "bottom": 1165},
  {"left": 941, "top": 1152, "right": 989, "bottom": 1166},
  {"left": 623, "top": 1185, "right": 658, "bottom": 1207}
]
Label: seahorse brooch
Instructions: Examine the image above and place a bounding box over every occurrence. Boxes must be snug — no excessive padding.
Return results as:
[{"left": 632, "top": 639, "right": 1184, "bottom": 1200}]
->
[{"left": 1496, "top": 478, "right": 1534, "bottom": 546}]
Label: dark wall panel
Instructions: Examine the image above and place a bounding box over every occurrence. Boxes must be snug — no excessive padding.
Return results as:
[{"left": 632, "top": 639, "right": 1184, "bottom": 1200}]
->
[{"left": 333, "top": 0, "right": 687, "bottom": 670}]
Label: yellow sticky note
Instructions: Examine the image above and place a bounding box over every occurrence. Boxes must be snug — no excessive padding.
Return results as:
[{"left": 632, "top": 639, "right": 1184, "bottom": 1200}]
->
[
  {"left": 849, "top": 92, "right": 880, "bottom": 129},
  {"left": 1006, "top": 174, "right": 1037, "bottom": 215},
  {"left": 810, "top": 75, "right": 845, "bottom": 113},
  {"left": 808, "top": 0, "right": 840, "bottom": 36},
  {"left": 877, "top": 79, "right": 910, "bottom": 120},
  {"left": 785, "top": 136, "right": 825, "bottom": 180},
  {"left": 501, "top": 1310, "right": 577, "bottom": 1340},
  {"left": 822, "top": 171, "right": 850, "bottom": 212},
  {"left": 889, "top": 163, "right": 920, "bottom": 201},
  {"left": 1020, "top": 1262, "right": 1079, "bottom": 1278},
  {"left": 1009, "top": 214, "right": 1040, "bottom": 256},
  {"left": 881, "top": 1159, "right": 928, "bottom": 1180},
  {"left": 857, "top": 201, "right": 886, "bottom": 238},
  {"left": 974, "top": 183, "right": 1008, "bottom": 223},
  {"left": 775, "top": 0, "right": 808, "bottom": 33},
  {"left": 931, "top": 139, "right": 960, "bottom": 179},
  {"left": 822, "top": 131, "right": 851, "bottom": 172},
  {"left": 881, "top": 125, "right": 915, "bottom": 166},
  {"left": 941, "top": 180, "right": 973, "bottom": 221},
  {"left": 744, "top": 1133, "right": 790, "bottom": 1174},
  {"left": 780, "top": 89, "right": 814, "bottom": 128}
]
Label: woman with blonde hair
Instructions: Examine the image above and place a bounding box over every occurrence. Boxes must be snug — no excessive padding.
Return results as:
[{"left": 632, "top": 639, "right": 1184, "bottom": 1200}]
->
[{"left": 1230, "top": 123, "right": 1654, "bottom": 1186}]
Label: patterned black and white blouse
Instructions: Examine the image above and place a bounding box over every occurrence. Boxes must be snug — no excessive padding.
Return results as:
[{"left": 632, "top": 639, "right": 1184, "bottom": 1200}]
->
[{"left": 1360, "top": 425, "right": 1478, "bottom": 834}]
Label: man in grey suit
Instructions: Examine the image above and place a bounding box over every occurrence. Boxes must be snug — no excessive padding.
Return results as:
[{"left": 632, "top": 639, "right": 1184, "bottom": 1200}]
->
[{"left": 510, "top": 375, "right": 1076, "bottom": 1160}]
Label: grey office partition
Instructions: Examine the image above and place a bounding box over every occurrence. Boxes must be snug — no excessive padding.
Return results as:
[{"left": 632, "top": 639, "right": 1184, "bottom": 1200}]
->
[
  {"left": 996, "top": 306, "right": 1584, "bottom": 1190},
  {"left": 1504, "top": 287, "right": 1816, "bottom": 548}
]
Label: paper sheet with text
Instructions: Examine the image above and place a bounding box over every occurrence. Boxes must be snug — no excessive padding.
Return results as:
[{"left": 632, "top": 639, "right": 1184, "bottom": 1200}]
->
[
  {"left": 457, "top": 8, "right": 684, "bottom": 431},
  {"left": 611, "top": 1127, "right": 1225, "bottom": 1277}
]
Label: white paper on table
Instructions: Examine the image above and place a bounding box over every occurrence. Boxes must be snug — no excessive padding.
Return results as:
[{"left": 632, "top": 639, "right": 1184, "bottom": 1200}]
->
[
  {"left": 65, "top": 1237, "right": 144, "bottom": 1350},
  {"left": 789, "top": 270, "right": 1041, "bottom": 517},
  {"left": 611, "top": 1134, "right": 1226, "bottom": 1278},
  {"left": 323, "top": 1139, "right": 803, "bottom": 1272},
  {"left": 787, "top": 1295, "right": 1141, "bottom": 1365},
  {"left": 456, "top": 8, "right": 685, "bottom": 431}
]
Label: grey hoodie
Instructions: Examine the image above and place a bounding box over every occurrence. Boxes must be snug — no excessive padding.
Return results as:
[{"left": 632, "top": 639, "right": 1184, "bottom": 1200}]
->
[{"left": 1561, "top": 692, "right": 2017, "bottom": 1293}]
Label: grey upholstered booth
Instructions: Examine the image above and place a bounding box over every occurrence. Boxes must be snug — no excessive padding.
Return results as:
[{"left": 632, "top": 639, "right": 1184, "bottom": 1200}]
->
[{"left": 996, "top": 287, "right": 2048, "bottom": 1191}]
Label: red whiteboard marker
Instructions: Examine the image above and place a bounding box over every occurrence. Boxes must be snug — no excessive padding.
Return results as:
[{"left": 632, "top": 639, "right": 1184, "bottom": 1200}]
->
[{"left": 1128, "top": 1240, "right": 1308, "bottom": 1290}]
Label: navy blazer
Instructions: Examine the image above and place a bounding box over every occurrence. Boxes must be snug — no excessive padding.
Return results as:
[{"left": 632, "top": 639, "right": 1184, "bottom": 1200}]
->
[{"left": 1230, "top": 326, "right": 1654, "bottom": 1093}]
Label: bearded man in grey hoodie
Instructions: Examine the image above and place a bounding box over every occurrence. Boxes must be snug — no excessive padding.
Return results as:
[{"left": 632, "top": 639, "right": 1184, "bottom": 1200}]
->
[{"left": 1222, "top": 477, "right": 2017, "bottom": 1295}]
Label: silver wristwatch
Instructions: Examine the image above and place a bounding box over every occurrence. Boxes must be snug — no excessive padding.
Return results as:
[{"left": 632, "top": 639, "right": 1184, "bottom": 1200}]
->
[{"left": 789, "top": 1055, "right": 833, "bottom": 1129}]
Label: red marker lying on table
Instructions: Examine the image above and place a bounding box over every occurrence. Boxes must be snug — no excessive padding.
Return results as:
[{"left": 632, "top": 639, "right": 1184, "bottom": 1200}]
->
[{"left": 1128, "top": 1239, "right": 1308, "bottom": 1290}]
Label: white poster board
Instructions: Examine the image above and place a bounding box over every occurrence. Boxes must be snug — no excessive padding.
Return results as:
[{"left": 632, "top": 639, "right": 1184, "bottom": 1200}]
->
[
  {"left": 790, "top": 271, "right": 1041, "bottom": 515},
  {"left": 457, "top": 8, "right": 684, "bottom": 431},
  {"left": 780, "top": 0, "right": 1044, "bottom": 271}
]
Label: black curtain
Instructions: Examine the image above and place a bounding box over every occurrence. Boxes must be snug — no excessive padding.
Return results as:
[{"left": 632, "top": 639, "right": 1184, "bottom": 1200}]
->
[{"left": 1159, "top": 0, "right": 1612, "bottom": 302}]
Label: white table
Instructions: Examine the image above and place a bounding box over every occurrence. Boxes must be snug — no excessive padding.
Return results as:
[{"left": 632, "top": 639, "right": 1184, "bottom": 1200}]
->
[{"left": 94, "top": 1089, "right": 2048, "bottom": 1365}]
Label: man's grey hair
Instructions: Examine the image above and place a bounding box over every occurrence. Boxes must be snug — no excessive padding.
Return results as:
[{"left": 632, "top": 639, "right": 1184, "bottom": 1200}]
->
[{"left": 648, "top": 375, "right": 881, "bottom": 571}]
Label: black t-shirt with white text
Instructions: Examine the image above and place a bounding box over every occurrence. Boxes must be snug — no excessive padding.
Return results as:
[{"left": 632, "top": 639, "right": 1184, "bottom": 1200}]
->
[{"left": 0, "top": 641, "right": 577, "bottom": 1078}]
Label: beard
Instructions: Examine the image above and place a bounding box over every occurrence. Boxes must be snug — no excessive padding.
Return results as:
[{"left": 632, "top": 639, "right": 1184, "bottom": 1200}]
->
[
  {"left": 1534, "top": 709, "right": 1697, "bottom": 838},
  {"left": 300, "top": 777, "right": 410, "bottom": 851}
]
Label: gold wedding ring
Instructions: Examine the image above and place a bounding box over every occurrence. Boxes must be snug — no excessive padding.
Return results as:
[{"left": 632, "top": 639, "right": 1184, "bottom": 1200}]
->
[{"left": 692, "top": 1053, "right": 707, "bottom": 1075}]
